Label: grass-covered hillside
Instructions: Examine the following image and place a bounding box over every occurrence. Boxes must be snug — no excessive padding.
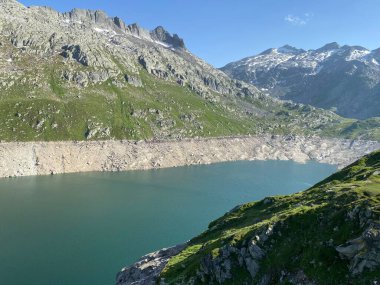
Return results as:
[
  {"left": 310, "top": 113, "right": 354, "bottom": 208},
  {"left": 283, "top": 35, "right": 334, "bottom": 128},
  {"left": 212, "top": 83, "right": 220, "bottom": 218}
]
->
[
  {"left": 158, "top": 150, "right": 380, "bottom": 284},
  {"left": 1, "top": 37, "right": 379, "bottom": 142},
  {"left": 1, "top": 0, "right": 379, "bottom": 142}
]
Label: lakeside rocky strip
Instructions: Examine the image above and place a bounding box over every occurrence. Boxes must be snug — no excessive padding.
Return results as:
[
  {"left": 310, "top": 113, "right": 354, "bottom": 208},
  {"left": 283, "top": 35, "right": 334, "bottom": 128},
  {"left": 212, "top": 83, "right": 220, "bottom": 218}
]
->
[{"left": 0, "top": 135, "right": 379, "bottom": 178}]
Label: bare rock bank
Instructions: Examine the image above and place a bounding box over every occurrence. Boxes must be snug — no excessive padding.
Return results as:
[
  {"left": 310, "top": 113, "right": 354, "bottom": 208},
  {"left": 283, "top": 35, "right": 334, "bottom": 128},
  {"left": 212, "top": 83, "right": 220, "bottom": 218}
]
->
[
  {"left": 116, "top": 244, "right": 186, "bottom": 285},
  {"left": 0, "top": 135, "right": 379, "bottom": 178}
]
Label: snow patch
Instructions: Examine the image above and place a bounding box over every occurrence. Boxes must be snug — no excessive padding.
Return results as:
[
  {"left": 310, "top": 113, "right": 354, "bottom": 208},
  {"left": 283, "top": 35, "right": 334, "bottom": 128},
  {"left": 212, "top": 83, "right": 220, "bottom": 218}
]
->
[
  {"left": 130, "top": 33, "right": 153, "bottom": 42},
  {"left": 308, "top": 65, "right": 323, "bottom": 76},
  {"left": 62, "top": 19, "right": 83, "bottom": 25},
  {"left": 131, "top": 34, "right": 142, "bottom": 40},
  {"left": 94, "top": 27, "right": 117, "bottom": 36},
  {"left": 371, "top": 58, "right": 380, "bottom": 65},
  {"left": 246, "top": 52, "right": 294, "bottom": 71},
  {"left": 129, "top": 34, "right": 173, "bottom": 49},
  {"left": 94, "top": 27, "right": 107, "bottom": 33},
  {"left": 345, "top": 49, "right": 370, "bottom": 61},
  {"left": 154, "top": 40, "right": 170, "bottom": 48},
  {"left": 315, "top": 65, "right": 323, "bottom": 74}
]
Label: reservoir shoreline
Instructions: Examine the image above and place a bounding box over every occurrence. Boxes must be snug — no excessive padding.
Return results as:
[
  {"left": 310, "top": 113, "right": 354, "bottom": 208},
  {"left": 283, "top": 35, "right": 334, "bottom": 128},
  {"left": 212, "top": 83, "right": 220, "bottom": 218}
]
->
[{"left": 0, "top": 135, "right": 379, "bottom": 178}]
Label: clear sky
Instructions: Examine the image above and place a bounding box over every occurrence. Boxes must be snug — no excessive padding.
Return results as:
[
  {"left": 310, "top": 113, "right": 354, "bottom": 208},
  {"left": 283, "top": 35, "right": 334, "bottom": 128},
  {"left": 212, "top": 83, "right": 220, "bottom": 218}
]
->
[{"left": 18, "top": 0, "right": 380, "bottom": 67}]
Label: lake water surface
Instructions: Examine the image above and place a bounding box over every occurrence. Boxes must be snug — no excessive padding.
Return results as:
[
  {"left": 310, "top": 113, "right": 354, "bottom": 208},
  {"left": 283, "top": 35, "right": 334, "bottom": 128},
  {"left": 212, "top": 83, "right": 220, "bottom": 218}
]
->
[{"left": 0, "top": 160, "right": 336, "bottom": 285}]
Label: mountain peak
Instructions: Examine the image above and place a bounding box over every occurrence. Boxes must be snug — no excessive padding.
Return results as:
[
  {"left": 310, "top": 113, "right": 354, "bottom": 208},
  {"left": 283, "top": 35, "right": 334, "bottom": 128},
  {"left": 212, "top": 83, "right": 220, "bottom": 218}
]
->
[
  {"left": 341, "top": 44, "right": 368, "bottom": 52},
  {"left": 259, "top": 45, "right": 304, "bottom": 56},
  {"left": 278, "top": 45, "right": 305, "bottom": 55},
  {"left": 126, "top": 23, "right": 145, "bottom": 35},
  {"left": 150, "top": 26, "right": 186, "bottom": 49},
  {"left": 61, "top": 8, "right": 186, "bottom": 50},
  {"left": 316, "top": 42, "right": 340, "bottom": 52},
  {"left": 112, "top": 16, "right": 127, "bottom": 30},
  {"left": 221, "top": 41, "right": 380, "bottom": 119},
  {"left": 64, "top": 8, "right": 111, "bottom": 26},
  {"left": 259, "top": 48, "right": 277, "bottom": 55}
]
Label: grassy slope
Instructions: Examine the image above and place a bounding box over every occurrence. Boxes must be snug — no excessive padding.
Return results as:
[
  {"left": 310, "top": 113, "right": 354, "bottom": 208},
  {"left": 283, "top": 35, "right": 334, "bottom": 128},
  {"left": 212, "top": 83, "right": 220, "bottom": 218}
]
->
[
  {"left": 0, "top": 42, "right": 379, "bottom": 142},
  {"left": 160, "top": 150, "right": 380, "bottom": 284}
]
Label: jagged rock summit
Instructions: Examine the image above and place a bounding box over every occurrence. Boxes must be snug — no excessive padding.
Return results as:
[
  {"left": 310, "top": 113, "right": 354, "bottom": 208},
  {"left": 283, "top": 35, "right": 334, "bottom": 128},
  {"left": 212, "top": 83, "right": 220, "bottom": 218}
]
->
[
  {"left": 0, "top": 0, "right": 267, "bottom": 141},
  {"left": 1, "top": 0, "right": 186, "bottom": 50},
  {"left": 221, "top": 42, "right": 380, "bottom": 119}
]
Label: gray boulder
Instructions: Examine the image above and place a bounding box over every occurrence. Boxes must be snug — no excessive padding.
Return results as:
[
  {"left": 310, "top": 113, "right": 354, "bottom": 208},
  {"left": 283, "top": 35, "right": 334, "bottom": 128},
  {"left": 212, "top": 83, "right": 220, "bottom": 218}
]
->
[{"left": 336, "top": 223, "right": 380, "bottom": 275}]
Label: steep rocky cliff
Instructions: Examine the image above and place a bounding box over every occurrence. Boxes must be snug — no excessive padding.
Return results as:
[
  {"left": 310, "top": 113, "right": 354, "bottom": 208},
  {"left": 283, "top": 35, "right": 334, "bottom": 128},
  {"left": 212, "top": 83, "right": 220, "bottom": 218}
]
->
[
  {"left": 0, "top": 0, "right": 378, "bottom": 141},
  {"left": 117, "top": 150, "right": 380, "bottom": 284}
]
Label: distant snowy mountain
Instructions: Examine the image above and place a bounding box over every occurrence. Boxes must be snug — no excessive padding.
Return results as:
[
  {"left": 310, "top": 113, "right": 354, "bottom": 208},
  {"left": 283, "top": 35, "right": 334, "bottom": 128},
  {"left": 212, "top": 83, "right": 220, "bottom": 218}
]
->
[{"left": 221, "top": 43, "right": 380, "bottom": 119}]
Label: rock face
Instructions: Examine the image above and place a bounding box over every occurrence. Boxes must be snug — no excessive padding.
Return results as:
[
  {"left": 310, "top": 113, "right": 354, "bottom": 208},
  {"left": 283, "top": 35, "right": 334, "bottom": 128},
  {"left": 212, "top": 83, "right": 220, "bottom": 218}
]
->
[
  {"left": 0, "top": 135, "right": 379, "bottom": 178},
  {"left": 150, "top": 26, "right": 185, "bottom": 49},
  {"left": 336, "top": 223, "right": 380, "bottom": 275},
  {"left": 196, "top": 229, "right": 269, "bottom": 283},
  {"left": 117, "top": 151, "right": 380, "bottom": 284},
  {"left": 221, "top": 43, "right": 380, "bottom": 119},
  {"left": 116, "top": 244, "right": 186, "bottom": 285}
]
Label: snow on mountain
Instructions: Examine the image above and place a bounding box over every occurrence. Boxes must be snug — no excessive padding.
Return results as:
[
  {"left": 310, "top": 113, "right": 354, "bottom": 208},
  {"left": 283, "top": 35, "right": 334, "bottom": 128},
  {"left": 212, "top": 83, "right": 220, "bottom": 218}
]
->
[{"left": 221, "top": 43, "right": 380, "bottom": 119}]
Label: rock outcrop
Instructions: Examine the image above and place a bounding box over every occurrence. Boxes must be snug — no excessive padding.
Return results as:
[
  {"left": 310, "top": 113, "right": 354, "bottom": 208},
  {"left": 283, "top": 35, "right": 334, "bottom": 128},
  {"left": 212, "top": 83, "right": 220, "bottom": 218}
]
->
[
  {"left": 116, "top": 244, "right": 186, "bottom": 285},
  {"left": 337, "top": 223, "right": 380, "bottom": 275}
]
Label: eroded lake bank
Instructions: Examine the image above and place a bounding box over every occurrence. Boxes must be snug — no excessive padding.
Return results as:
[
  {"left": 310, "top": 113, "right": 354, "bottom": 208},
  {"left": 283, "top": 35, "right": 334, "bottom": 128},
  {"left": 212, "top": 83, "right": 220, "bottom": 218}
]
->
[{"left": 0, "top": 135, "right": 379, "bottom": 178}]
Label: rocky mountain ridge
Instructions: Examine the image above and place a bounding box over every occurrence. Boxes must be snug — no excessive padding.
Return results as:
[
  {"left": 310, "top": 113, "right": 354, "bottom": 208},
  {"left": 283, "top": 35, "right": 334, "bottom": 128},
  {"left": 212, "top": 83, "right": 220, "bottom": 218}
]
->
[
  {"left": 221, "top": 42, "right": 380, "bottom": 119},
  {"left": 0, "top": 0, "right": 379, "bottom": 142},
  {"left": 0, "top": 0, "right": 257, "bottom": 97}
]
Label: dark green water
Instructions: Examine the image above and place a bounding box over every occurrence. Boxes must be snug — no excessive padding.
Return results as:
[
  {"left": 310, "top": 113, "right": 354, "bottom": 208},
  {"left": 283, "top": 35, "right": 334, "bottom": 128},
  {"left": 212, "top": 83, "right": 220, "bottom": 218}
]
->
[{"left": 0, "top": 160, "right": 336, "bottom": 285}]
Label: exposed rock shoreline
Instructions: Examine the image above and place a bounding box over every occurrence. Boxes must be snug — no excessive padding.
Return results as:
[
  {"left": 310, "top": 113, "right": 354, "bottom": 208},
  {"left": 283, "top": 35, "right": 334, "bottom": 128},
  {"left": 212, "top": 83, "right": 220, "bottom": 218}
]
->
[
  {"left": 0, "top": 135, "right": 379, "bottom": 178},
  {"left": 116, "top": 244, "right": 187, "bottom": 285}
]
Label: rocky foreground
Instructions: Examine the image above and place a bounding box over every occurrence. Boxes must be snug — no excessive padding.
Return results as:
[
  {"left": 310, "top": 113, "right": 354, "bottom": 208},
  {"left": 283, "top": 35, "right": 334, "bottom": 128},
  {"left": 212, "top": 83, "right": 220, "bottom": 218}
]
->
[
  {"left": 0, "top": 135, "right": 379, "bottom": 178},
  {"left": 117, "top": 150, "right": 380, "bottom": 285}
]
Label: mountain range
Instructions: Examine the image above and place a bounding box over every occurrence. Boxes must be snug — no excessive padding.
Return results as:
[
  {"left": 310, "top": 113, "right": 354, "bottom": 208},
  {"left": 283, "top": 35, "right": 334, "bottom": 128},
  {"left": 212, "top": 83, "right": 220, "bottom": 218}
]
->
[
  {"left": 0, "top": 0, "right": 379, "bottom": 142},
  {"left": 221, "top": 43, "right": 380, "bottom": 119}
]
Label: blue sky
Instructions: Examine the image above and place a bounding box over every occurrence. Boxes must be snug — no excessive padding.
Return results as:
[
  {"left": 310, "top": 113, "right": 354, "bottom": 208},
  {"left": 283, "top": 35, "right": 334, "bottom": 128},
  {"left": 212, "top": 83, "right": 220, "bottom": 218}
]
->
[{"left": 19, "top": 0, "right": 380, "bottom": 67}]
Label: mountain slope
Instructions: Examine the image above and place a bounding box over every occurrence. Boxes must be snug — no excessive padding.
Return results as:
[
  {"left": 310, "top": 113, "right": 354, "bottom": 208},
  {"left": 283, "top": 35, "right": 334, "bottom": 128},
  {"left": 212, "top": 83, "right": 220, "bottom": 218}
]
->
[
  {"left": 221, "top": 43, "right": 380, "bottom": 120},
  {"left": 0, "top": 1, "right": 379, "bottom": 141},
  {"left": 117, "top": 150, "right": 380, "bottom": 285}
]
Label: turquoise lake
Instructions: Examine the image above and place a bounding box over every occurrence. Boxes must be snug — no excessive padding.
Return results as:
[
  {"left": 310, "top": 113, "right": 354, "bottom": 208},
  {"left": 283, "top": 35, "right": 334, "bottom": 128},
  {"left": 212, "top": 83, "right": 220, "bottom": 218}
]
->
[{"left": 0, "top": 160, "right": 337, "bottom": 285}]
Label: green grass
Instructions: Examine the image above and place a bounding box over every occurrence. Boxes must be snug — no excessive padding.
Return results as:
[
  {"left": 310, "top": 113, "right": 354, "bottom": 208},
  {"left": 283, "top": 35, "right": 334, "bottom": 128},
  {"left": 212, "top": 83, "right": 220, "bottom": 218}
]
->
[
  {"left": 0, "top": 65, "right": 263, "bottom": 141},
  {"left": 160, "top": 150, "right": 380, "bottom": 284},
  {"left": 0, "top": 47, "right": 379, "bottom": 142},
  {"left": 48, "top": 72, "right": 66, "bottom": 97}
]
